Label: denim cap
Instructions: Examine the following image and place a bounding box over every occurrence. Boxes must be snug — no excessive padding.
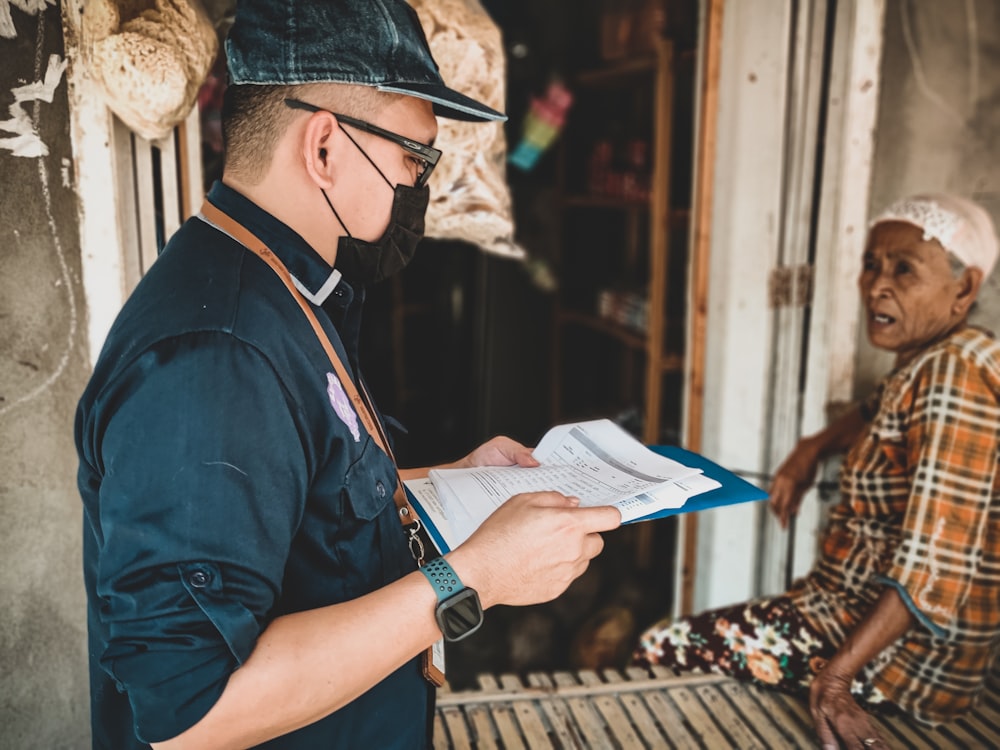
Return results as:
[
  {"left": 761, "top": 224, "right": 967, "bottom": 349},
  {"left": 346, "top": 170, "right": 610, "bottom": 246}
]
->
[{"left": 226, "top": 0, "right": 506, "bottom": 122}]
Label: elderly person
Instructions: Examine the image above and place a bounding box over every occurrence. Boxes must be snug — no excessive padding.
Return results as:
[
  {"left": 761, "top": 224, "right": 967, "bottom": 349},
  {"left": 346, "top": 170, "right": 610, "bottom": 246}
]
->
[{"left": 633, "top": 194, "right": 1000, "bottom": 749}]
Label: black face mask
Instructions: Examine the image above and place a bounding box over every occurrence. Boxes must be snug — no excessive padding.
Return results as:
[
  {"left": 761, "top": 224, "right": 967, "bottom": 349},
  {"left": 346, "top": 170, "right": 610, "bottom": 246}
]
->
[{"left": 323, "top": 183, "right": 429, "bottom": 286}]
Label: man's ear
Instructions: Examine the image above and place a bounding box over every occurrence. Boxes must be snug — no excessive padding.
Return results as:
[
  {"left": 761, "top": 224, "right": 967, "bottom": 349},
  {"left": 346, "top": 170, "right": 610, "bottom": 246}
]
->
[
  {"left": 954, "top": 266, "right": 983, "bottom": 316},
  {"left": 300, "top": 110, "right": 341, "bottom": 190}
]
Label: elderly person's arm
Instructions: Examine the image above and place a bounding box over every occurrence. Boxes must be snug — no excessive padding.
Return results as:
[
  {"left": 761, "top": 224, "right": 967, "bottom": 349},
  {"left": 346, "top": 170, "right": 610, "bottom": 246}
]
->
[
  {"left": 809, "top": 588, "right": 913, "bottom": 749},
  {"left": 813, "top": 341, "right": 1000, "bottom": 748},
  {"left": 769, "top": 403, "right": 870, "bottom": 529}
]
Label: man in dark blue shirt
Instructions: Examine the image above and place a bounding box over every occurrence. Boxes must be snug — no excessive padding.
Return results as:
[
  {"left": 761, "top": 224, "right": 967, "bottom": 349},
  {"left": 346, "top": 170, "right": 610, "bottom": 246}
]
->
[{"left": 76, "top": 1, "right": 620, "bottom": 747}]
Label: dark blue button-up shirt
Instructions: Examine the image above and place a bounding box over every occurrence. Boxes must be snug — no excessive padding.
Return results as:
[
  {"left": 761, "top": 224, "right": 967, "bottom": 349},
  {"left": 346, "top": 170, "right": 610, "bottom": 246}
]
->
[{"left": 76, "top": 182, "right": 431, "bottom": 748}]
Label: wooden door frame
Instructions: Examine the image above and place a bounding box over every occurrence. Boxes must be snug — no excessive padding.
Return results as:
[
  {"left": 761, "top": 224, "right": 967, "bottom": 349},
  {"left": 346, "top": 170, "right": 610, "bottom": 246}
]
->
[{"left": 676, "top": 0, "right": 886, "bottom": 615}]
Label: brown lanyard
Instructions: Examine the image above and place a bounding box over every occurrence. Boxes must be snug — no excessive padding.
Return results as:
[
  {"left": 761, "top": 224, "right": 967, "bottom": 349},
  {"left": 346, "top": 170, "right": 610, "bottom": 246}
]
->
[{"left": 199, "top": 201, "right": 426, "bottom": 561}]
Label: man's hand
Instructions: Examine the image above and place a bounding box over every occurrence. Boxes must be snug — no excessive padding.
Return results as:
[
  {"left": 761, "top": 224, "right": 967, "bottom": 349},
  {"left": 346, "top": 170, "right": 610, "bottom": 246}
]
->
[
  {"left": 448, "top": 491, "right": 621, "bottom": 609},
  {"left": 768, "top": 437, "right": 821, "bottom": 529},
  {"left": 810, "top": 668, "right": 887, "bottom": 750},
  {"left": 455, "top": 436, "right": 540, "bottom": 470},
  {"left": 399, "top": 436, "right": 540, "bottom": 482}
]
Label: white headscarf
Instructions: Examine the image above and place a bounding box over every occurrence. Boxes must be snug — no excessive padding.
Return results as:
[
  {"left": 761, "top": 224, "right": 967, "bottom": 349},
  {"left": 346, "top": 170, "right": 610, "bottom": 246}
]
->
[{"left": 870, "top": 194, "right": 999, "bottom": 279}]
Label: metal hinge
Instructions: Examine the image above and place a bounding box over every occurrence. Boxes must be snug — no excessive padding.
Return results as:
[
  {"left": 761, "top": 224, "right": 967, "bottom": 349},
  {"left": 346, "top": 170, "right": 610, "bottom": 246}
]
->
[{"left": 768, "top": 264, "right": 814, "bottom": 309}]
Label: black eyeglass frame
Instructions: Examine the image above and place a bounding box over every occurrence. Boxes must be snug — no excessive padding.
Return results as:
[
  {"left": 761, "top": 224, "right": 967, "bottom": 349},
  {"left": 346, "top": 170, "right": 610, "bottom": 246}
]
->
[{"left": 284, "top": 98, "right": 441, "bottom": 188}]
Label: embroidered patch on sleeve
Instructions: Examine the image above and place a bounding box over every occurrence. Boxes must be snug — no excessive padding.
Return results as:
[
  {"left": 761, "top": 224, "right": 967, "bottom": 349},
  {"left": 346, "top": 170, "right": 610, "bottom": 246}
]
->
[{"left": 326, "top": 372, "right": 361, "bottom": 442}]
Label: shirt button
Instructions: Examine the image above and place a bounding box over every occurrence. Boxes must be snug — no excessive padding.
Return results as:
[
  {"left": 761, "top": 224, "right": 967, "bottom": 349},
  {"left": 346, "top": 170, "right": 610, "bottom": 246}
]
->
[
  {"left": 189, "top": 570, "right": 211, "bottom": 588},
  {"left": 376, "top": 480, "right": 386, "bottom": 497}
]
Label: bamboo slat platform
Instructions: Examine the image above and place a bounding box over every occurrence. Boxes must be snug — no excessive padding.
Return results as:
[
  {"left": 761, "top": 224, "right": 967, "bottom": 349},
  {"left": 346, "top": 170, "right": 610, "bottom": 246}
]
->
[{"left": 433, "top": 665, "right": 1000, "bottom": 749}]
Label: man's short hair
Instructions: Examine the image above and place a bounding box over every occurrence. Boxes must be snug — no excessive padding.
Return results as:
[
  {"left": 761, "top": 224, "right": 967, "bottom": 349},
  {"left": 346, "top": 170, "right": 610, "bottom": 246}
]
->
[{"left": 221, "top": 82, "right": 402, "bottom": 183}]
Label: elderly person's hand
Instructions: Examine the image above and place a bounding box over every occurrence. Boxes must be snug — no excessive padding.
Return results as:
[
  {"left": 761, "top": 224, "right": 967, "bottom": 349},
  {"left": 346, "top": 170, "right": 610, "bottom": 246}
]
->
[
  {"left": 808, "top": 588, "right": 913, "bottom": 749},
  {"left": 769, "top": 437, "right": 821, "bottom": 529},
  {"left": 768, "top": 404, "right": 868, "bottom": 530},
  {"left": 810, "top": 667, "right": 888, "bottom": 750}
]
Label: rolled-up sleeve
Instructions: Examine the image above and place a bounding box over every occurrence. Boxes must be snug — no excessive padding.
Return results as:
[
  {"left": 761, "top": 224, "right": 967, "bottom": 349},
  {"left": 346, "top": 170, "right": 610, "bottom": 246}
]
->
[
  {"left": 882, "top": 350, "right": 1000, "bottom": 638},
  {"left": 90, "top": 332, "right": 309, "bottom": 743}
]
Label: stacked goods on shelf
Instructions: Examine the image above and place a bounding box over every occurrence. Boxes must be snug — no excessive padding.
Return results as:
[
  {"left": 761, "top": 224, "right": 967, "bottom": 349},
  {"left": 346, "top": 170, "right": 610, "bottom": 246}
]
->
[{"left": 597, "top": 288, "right": 649, "bottom": 332}]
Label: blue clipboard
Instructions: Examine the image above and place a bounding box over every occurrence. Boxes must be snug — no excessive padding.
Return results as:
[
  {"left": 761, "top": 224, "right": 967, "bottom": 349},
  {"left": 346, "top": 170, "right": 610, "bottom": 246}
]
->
[{"left": 626, "top": 445, "right": 769, "bottom": 523}]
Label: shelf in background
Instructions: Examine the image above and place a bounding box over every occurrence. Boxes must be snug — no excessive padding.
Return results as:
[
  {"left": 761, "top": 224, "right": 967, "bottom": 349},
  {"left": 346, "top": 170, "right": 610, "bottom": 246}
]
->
[
  {"left": 660, "top": 352, "right": 684, "bottom": 372},
  {"left": 556, "top": 308, "right": 646, "bottom": 349},
  {"left": 560, "top": 199, "right": 691, "bottom": 226},
  {"left": 555, "top": 308, "right": 684, "bottom": 373},
  {"left": 561, "top": 195, "right": 651, "bottom": 210},
  {"left": 575, "top": 56, "right": 658, "bottom": 86},
  {"left": 550, "top": 37, "right": 687, "bottom": 455},
  {"left": 575, "top": 49, "right": 696, "bottom": 87}
]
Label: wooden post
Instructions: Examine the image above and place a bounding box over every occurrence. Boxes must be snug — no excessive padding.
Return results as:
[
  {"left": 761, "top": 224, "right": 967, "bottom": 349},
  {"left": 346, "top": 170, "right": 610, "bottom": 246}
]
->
[
  {"left": 634, "top": 39, "right": 675, "bottom": 569},
  {"left": 642, "top": 37, "right": 675, "bottom": 450},
  {"left": 176, "top": 105, "right": 205, "bottom": 221},
  {"left": 680, "top": 0, "right": 724, "bottom": 616}
]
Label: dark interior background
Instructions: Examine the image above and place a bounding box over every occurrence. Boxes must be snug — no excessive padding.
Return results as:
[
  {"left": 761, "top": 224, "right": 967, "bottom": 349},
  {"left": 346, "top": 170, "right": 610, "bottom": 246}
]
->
[
  {"left": 198, "top": 0, "right": 698, "bottom": 690},
  {"left": 356, "top": 0, "right": 699, "bottom": 688}
]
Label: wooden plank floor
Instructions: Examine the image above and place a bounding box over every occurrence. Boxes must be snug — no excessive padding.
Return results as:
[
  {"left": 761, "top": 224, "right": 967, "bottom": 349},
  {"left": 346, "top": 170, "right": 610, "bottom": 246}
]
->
[{"left": 434, "top": 665, "right": 1000, "bottom": 748}]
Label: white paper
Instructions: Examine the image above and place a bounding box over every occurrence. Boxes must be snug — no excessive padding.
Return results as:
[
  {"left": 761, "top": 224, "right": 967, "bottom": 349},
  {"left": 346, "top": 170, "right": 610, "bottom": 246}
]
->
[{"left": 415, "top": 419, "right": 720, "bottom": 550}]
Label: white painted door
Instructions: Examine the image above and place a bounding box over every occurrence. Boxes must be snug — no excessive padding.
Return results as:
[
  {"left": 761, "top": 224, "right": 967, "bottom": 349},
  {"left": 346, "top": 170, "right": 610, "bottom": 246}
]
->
[{"left": 679, "top": 0, "right": 885, "bottom": 614}]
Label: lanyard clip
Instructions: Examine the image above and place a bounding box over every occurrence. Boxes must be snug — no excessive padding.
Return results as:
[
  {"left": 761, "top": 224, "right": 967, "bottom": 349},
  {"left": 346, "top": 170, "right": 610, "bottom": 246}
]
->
[{"left": 405, "top": 517, "right": 425, "bottom": 567}]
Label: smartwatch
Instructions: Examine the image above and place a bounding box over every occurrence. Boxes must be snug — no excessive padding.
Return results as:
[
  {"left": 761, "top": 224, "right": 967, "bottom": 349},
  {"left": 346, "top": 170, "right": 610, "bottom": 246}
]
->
[{"left": 419, "top": 557, "right": 484, "bottom": 642}]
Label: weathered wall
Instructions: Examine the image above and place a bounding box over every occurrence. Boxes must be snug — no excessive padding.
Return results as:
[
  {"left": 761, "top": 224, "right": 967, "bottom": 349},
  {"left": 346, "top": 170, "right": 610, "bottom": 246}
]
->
[
  {"left": 0, "top": 2, "right": 91, "bottom": 747},
  {"left": 858, "top": 0, "right": 1000, "bottom": 390}
]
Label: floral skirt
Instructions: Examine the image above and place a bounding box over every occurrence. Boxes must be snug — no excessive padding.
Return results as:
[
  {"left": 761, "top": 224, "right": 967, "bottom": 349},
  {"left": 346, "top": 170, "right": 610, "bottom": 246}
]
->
[{"left": 632, "top": 595, "right": 891, "bottom": 706}]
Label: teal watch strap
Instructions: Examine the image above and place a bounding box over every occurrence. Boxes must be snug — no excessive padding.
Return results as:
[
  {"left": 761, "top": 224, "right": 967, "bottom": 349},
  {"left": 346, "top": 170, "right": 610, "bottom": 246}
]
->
[
  {"left": 420, "top": 556, "right": 484, "bottom": 642},
  {"left": 420, "top": 557, "right": 464, "bottom": 601}
]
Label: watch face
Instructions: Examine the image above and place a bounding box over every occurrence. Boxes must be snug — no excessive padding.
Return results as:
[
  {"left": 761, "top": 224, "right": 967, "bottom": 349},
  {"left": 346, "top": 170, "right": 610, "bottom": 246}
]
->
[{"left": 437, "top": 588, "right": 484, "bottom": 642}]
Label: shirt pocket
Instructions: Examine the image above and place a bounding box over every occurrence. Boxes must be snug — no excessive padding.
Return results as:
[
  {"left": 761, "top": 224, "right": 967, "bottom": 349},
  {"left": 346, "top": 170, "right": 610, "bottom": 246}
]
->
[
  {"left": 342, "top": 434, "right": 398, "bottom": 522},
  {"left": 870, "top": 414, "right": 908, "bottom": 474},
  {"left": 340, "top": 435, "right": 415, "bottom": 585},
  {"left": 843, "top": 409, "right": 908, "bottom": 504}
]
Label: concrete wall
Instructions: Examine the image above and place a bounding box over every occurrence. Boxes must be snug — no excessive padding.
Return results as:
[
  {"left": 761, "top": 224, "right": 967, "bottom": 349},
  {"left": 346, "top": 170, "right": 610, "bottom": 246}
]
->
[
  {"left": 0, "top": 3, "right": 91, "bottom": 748},
  {"left": 858, "top": 0, "right": 1000, "bottom": 391}
]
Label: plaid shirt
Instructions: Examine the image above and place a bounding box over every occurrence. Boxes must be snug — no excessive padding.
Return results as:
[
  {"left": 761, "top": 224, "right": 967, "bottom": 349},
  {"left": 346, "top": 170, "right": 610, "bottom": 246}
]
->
[{"left": 789, "top": 326, "right": 1000, "bottom": 724}]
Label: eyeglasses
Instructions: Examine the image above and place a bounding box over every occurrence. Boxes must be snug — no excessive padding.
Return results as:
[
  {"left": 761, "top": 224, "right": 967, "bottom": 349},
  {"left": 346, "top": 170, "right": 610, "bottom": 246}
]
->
[{"left": 285, "top": 98, "right": 441, "bottom": 188}]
